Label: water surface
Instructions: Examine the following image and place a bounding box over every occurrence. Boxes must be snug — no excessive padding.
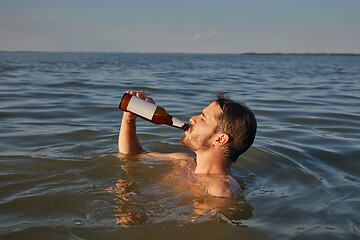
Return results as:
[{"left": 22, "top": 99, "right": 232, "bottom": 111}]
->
[{"left": 0, "top": 52, "right": 359, "bottom": 239}]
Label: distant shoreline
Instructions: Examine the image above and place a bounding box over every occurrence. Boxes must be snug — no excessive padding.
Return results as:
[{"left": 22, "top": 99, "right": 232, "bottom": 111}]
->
[
  {"left": 242, "top": 52, "right": 360, "bottom": 56},
  {"left": 0, "top": 51, "right": 359, "bottom": 56}
]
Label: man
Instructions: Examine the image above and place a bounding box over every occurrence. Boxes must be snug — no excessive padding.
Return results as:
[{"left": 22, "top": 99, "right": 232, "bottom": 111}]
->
[{"left": 118, "top": 90, "right": 257, "bottom": 198}]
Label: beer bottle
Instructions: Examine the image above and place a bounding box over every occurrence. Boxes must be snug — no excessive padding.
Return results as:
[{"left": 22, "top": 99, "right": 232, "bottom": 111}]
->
[{"left": 119, "top": 93, "right": 189, "bottom": 131}]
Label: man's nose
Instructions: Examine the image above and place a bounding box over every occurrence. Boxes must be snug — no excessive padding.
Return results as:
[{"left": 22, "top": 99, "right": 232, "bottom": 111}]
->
[{"left": 189, "top": 116, "right": 195, "bottom": 125}]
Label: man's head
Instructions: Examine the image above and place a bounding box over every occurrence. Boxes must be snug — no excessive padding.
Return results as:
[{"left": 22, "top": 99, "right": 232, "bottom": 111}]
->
[
  {"left": 181, "top": 92, "right": 257, "bottom": 162},
  {"left": 214, "top": 92, "right": 257, "bottom": 162}
]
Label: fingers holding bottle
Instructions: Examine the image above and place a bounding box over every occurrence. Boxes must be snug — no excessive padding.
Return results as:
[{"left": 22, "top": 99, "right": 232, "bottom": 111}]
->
[
  {"left": 122, "top": 90, "right": 155, "bottom": 121},
  {"left": 127, "top": 90, "right": 155, "bottom": 104}
]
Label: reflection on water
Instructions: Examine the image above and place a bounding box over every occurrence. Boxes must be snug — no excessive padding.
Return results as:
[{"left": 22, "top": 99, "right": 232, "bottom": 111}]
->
[
  {"left": 108, "top": 157, "right": 253, "bottom": 227},
  {"left": 113, "top": 178, "right": 146, "bottom": 226}
]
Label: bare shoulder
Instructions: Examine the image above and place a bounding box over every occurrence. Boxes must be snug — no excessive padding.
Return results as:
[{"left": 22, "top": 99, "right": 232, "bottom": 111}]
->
[
  {"left": 207, "top": 181, "right": 232, "bottom": 197},
  {"left": 207, "top": 176, "right": 242, "bottom": 198}
]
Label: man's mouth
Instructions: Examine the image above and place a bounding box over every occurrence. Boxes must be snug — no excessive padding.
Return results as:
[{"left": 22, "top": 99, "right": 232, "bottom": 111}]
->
[{"left": 186, "top": 125, "right": 193, "bottom": 133}]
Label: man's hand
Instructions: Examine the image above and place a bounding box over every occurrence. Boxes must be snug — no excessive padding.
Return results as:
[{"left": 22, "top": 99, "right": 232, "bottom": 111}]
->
[{"left": 123, "top": 90, "right": 155, "bottom": 122}]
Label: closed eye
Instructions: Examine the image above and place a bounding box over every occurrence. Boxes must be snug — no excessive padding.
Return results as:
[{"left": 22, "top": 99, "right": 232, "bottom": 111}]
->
[{"left": 201, "top": 111, "right": 207, "bottom": 120}]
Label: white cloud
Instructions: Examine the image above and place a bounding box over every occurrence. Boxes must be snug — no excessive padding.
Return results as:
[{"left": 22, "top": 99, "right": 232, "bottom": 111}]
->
[{"left": 192, "top": 30, "right": 228, "bottom": 42}]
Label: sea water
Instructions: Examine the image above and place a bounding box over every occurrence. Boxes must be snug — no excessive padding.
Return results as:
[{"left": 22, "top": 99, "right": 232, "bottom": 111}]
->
[{"left": 0, "top": 52, "right": 359, "bottom": 239}]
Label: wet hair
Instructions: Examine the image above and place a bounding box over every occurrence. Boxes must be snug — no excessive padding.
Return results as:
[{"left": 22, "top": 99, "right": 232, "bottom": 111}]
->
[{"left": 215, "top": 92, "right": 257, "bottom": 162}]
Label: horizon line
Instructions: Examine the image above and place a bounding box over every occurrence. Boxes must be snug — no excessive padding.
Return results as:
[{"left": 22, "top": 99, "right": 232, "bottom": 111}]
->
[{"left": 1, "top": 50, "right": 360, "bottom": 56}]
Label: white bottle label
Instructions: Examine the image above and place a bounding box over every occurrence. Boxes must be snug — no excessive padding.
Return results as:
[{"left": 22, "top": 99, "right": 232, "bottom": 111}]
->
[
  {"left": 172, "top": 117, "right": 185, "bottom": 128},
  {"left": 127, "top": 96, "right": 157, "bottom": 120}
]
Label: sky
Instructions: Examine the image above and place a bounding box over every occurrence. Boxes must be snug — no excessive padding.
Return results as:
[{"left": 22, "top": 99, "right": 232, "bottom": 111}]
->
[{"left": 0, "top": 0, "right": 359, "bottom": 54}]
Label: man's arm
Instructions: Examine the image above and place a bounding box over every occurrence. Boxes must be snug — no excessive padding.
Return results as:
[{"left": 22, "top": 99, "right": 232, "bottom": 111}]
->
[
  {"left": 118, "top": 91, "right": 147, "bottom": 154},
  {"left": 118, "top": 111, "right": 143, "bottom": 154}
]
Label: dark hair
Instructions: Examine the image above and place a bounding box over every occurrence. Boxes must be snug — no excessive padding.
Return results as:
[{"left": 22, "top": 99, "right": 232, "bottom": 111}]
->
[{"left": 215, "top": 92, "right": 257, "bottom": 162}]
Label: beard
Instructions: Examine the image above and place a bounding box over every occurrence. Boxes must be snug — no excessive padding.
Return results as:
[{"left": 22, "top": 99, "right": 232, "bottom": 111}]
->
[{"left": 180, "top": 131, "right": 214, "bottom": 152}]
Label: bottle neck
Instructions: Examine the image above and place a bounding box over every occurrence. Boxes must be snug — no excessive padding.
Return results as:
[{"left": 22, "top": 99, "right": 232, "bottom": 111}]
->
[{"left": 172, "top": 116, "right": 186, "bottom": 129}]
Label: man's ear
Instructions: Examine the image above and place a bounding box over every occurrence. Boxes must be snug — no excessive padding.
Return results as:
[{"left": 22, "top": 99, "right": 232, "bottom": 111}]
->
[{"left": 214, "top": 133, "right": 229, "bottom": 146}]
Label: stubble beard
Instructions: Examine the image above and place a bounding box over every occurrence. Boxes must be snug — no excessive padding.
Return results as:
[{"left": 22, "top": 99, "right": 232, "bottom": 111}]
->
[{"left": 180, "top": 132, "right": 213, "bottom": 152}]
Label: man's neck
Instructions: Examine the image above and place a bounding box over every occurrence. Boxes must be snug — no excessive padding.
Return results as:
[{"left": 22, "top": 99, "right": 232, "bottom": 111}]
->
[{"left": 194, "top": 151, "right": 231, "bottom": 175}]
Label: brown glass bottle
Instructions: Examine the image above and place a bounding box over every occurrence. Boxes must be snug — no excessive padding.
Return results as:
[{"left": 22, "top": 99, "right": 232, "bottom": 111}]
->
[{"left": 119, "top": 93, "right": 189, "bottom": 131}]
